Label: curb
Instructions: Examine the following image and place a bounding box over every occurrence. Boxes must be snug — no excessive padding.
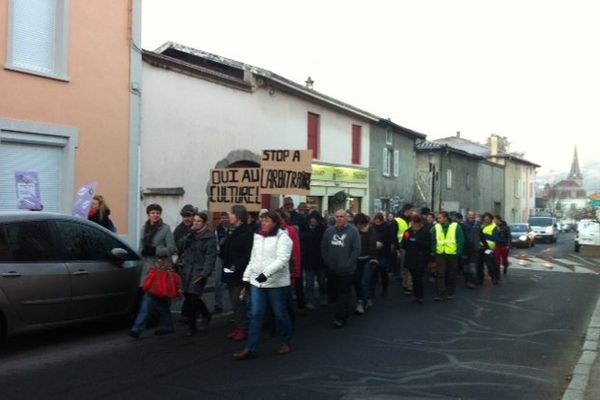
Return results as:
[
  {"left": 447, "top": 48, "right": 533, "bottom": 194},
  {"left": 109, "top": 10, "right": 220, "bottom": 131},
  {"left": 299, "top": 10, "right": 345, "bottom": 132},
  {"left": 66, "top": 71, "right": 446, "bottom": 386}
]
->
[{"left": 562, "top": 295, "right": 600, "bottom": 400}]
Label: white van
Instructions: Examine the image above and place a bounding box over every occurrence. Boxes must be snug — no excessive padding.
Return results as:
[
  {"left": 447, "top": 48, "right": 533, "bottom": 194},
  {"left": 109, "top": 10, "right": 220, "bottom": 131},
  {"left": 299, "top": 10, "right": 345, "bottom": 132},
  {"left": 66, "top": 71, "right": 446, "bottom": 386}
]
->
[
  {"left": 575, "top": 219, "right": 600, "bottom": 251},
  {"left": 528, "top": 216, "right": 559, "bottom": 243}
]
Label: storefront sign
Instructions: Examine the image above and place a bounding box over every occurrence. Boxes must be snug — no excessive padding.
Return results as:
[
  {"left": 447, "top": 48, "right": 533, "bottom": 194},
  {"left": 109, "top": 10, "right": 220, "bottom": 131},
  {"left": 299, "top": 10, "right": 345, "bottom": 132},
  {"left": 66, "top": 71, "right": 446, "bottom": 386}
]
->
[
  {"left": 15, "top": 171, "right": 42, "bottom": 210},
  {"left": 208, "top": 168, "right": 262, "bottom": 212},
  {"left": 260, "top": 150, "right": 312, "bottom": 195},
  {"left": 311, "top": 164, "right": 368, "bottom": 184},
  {"left": 72, "top": 182, "right": 98, "bottom": 218}
]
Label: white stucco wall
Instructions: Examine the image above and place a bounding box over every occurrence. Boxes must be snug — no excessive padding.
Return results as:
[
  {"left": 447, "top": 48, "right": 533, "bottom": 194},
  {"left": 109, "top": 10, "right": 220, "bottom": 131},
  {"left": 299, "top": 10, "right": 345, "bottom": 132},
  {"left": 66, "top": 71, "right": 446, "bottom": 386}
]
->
[
  {"left": 504, "top": 161, "right": 537, "bottom": 223},
  {"left": 141, "top": 63, "right": 371, "bottom": 226}
]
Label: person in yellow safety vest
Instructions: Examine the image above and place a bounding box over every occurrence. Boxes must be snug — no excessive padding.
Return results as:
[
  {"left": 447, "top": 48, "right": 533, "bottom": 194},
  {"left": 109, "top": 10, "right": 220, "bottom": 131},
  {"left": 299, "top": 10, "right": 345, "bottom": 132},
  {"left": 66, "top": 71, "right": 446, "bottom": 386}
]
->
[
  {"left": 430, "top": 211, "right": 464, "bottom": 301},
  {"left": 480, "top": 212, "right": 501, "bottom": 284},
  {"left": 394, "top": 203, "right": 414, "bottom": 295}
]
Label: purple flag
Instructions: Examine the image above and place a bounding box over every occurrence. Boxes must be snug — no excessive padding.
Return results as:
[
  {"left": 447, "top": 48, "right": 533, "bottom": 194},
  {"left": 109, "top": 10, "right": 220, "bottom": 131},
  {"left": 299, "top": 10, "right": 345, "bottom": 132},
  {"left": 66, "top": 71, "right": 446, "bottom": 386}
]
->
[
  {"left": 72, "top": 182, "right": 98, "bottom": 218},
  {"left": 15, "top": 171, "right": 42, "bottom": 210}
]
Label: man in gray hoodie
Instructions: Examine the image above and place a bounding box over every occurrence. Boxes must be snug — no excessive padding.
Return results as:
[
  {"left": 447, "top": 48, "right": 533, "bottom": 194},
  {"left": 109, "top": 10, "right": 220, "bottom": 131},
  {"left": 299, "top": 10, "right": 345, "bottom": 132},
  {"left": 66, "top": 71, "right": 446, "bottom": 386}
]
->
[{"left": 321, "top": 209, "right": 361, "bottom": 327}]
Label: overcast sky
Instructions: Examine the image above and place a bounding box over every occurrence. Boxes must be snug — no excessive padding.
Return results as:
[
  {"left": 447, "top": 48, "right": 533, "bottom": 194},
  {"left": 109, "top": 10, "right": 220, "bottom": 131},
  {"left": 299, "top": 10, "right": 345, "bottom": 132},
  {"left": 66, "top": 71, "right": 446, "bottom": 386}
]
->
[{"left": 142, "top": 0, "right": 599, "bottom": 177}]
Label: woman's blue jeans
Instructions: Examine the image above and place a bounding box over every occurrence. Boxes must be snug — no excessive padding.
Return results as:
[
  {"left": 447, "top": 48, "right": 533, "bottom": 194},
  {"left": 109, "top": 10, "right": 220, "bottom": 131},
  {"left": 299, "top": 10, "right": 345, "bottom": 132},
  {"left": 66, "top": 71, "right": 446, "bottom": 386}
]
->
[{"left": 246, "top": 285, "right": 292, "bottom": 352}]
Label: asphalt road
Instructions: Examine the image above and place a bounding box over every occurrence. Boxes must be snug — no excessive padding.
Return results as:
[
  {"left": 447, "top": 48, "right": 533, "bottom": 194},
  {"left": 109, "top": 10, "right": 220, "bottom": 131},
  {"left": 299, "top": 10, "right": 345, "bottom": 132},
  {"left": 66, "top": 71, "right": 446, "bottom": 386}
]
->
[{"left": 1, "top": 232, "right": 599, "bottom": 400}]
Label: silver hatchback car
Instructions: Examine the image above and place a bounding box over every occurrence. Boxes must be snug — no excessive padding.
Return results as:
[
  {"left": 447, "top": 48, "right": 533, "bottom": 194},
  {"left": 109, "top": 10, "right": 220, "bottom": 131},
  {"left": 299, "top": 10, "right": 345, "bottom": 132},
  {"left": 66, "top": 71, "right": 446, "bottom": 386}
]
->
[{"left": 0, "top": 212, "right": 142, "bottom": 338}]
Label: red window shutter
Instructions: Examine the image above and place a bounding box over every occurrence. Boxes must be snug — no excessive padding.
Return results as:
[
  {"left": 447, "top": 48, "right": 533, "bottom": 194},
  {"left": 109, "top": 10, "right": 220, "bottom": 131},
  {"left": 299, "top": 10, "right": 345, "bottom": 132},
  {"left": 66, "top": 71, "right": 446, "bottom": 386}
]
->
[
  {"left": 307, "top": 113, "right": 320, "bottom": 159},
  {"left": 352, "top": 125, "right": 361, "bottom": 164}
]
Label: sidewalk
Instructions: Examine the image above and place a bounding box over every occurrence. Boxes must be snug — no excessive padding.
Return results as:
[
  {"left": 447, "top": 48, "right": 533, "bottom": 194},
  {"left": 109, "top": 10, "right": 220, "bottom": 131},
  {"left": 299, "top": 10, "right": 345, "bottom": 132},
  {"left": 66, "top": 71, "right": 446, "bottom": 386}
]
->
[{"left": 563, "top": 255, "right": 600, "bottom": 400}]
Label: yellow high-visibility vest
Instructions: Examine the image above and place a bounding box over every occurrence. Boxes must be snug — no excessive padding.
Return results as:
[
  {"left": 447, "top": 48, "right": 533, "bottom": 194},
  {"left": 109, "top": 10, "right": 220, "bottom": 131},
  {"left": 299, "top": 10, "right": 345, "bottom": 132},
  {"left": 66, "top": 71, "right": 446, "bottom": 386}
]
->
[
  {"left": 435, "top": 222, "right": 458, "bottom": 255},
  {"left": 482, "top": 223, "right": 497, "bottom": 250},
  {"left": 395, "top": 217, "right": 409, "bottom": 244}
]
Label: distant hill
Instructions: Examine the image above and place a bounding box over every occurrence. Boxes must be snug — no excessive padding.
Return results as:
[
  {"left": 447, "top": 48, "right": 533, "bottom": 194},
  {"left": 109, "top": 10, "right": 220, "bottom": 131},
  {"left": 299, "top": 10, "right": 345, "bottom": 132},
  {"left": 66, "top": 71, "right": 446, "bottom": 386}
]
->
[{"left": 537, "top": 160, "right": 600, "bottom": 194}]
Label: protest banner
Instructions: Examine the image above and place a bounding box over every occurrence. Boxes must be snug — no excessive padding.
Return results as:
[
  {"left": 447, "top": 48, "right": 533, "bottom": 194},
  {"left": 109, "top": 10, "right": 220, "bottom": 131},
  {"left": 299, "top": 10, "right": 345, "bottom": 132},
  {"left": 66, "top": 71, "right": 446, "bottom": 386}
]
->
[
  {"left": 15, "top": 171, "right": 42, "bottom": 210},
  {"left": 208, "top": 168, "right": 262, "bottom": 212},
  {"left": 259, "top": 149, "right": 312, "bottom": 195},
  {"left": 72, "top": 182, "right": 98, "bottom": 218}
]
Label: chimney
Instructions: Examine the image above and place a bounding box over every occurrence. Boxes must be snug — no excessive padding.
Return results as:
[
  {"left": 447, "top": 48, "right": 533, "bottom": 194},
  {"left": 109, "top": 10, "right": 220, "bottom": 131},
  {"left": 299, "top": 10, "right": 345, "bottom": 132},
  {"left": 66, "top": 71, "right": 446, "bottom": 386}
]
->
[
  {"left": 305, "top": 76, "right": 314, "bottom": 90},
  {"left": 489, "top": 134, "right": 498, "bottom": 156},
  {"left": 456, "top": 131, "right": 460, "bottom": 138}
]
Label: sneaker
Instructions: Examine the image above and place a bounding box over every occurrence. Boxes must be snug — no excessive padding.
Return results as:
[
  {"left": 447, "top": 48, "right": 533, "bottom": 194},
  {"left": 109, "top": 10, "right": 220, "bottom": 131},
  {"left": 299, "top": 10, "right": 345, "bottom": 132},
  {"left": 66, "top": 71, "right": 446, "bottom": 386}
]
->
[
  {"left": 403, "top": 289, "right": 413, "bottom": 296},
  {"left": 333, "top": 319, "right": 345, "bottom": 328},
  {"left": 306, "top": 303, "right": 315, "bottom": 310},
  {"left": 128, "top": 330, "right": 140, "bottom": 339},
  {"left": 278, "top": 345, "right": 291, "bottom": 355},
  {"left": 355, "top": 301, "right": 365, "bottom": 315},
  {"left": 433, "top": 296, "right": 441, "bottom": 302},
  {"left": 366, "top": 299, "right": 374, "bottom": 309},
  {"left": 447, "top": 295, "right": 454, "bottom": 300},
  {"left": 233, "top": 350, "right": 256, "bottom": 360},
  {"left": 213, "top": 306, "right": 223, "bottom": 314}
]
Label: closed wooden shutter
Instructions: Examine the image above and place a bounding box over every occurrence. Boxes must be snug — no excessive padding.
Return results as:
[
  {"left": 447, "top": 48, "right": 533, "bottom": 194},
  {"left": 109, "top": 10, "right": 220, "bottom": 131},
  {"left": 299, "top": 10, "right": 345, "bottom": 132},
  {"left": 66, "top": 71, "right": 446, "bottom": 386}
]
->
[
  {"left": 307, "top": 113, "right": 320, "bottom": 159},
  {"left": 352, "top": 125, "right": 361, "bottom": 165}
]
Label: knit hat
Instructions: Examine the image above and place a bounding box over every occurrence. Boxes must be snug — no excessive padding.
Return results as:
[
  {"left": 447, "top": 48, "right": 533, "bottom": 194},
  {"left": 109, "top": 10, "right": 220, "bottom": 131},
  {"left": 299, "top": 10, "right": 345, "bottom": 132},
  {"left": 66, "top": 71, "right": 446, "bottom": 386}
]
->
[{"left": 180, "top": 204, "right": 195, "bottom": 215}]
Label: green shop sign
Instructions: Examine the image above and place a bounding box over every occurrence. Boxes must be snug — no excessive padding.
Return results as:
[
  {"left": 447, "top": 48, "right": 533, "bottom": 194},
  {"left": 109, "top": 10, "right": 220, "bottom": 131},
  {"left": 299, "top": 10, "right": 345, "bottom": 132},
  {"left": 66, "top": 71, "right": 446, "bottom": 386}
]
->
[{"left": 311, "top": 164, "right": 368, "bottom": 184}]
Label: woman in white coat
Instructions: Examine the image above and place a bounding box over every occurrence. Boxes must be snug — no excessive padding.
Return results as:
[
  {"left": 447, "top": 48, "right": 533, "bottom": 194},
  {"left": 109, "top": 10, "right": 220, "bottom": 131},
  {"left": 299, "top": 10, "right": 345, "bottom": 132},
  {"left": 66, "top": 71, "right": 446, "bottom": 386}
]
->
[{"left": 234, "top": 210, "right": 293, "bottom": 360}]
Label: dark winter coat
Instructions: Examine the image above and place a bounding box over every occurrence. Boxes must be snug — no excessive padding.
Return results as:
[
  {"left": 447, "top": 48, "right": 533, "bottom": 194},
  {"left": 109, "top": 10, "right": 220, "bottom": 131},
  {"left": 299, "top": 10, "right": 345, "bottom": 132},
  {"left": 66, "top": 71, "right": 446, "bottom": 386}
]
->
[
  {"left": 179, "top": 226, "right": 217, "bottom": 295},
  {"left": 173, "top": 221, "right": 193, "bottom": 254},
  {"left": 402, "top": 226, "right": 432, "bottom": 270},
  {"left": 88, "top": 211, "right": 115, "bottom": 232},
  {"left": 321, "top": 224, "right": 361, "bottom": 275},
  {"left": 219, "top": 223, "right": 254, "bottom": 286},
  {"left": 373, "top": 222, "right": 393, "bottom": 257},
  {"left": 301, "top": 223, "right": 326, "bottom": 271},
  {"left": 497, "top": 224, "right": 512, "bottom": 246},
  {"left": 358, "top": 226, "right": 377, "bottom": 260}
]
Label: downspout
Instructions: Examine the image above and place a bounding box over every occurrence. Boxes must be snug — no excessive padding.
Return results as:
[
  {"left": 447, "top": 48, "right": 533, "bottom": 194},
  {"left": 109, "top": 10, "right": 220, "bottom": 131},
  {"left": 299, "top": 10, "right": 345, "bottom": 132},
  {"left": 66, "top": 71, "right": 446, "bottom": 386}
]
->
[{"left": 127, "top": 0, "right": 142, "bottom": 247}]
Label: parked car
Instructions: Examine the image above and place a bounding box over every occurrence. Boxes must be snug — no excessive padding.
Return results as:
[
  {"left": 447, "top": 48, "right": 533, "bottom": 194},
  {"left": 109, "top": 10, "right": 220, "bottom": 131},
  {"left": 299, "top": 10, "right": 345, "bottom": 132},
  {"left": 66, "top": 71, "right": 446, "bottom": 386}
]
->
[
  {"left": 0, "top": 212, "right": 142, "bottom": 339},
  {"left": 508, "top": 223, "right": 536, "bottom": 248},
  {"left": 575, "top": 219, "right": 600, "bottom": 252},
  {"left": 528, "top": 216, "right": 559, "bottom": 243}
]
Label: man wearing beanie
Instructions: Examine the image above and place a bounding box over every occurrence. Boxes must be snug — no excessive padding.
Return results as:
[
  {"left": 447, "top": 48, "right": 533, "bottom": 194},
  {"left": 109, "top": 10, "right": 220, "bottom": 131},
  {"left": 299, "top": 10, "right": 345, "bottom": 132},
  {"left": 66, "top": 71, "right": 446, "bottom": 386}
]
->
[{"left": 174, "top": 204, "right": 196, "bottom": 255}]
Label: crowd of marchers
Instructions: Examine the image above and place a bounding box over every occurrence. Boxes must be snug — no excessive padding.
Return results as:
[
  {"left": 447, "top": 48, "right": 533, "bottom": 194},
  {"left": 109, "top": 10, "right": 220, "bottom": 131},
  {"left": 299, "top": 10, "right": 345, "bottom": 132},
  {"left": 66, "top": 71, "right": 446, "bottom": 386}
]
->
[{"left": 113, "top": 198, "right": 512, "bottom": 360}]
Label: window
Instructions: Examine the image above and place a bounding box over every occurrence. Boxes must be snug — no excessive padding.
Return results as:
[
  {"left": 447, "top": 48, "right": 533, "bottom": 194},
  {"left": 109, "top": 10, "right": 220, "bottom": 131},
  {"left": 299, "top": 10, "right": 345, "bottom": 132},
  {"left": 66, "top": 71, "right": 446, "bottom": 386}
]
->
[
  {"left": 55, "top": 221, "right": 126, "bottom": 261},
  {"left": 6, "top": 0, "right": 70, "bottom": 80},
  {"left": 514, "top": 179, "right": 522, "bottom": 198},
  {"left": 393, "top": 150, "right": 400, "bottom": 177},
  {"left": 307, "top": 112, "right": 320, "bottom": 159},
  {"left": 352, "top": 125, "right": 361, "bottom": 164},
  {"left": 383, "top": 148, "right": 391, "bottom": 176},
  {"left": 466, "top": 173, "right": 471, "bottom": 190},
  {"left": 385, "top": 129, "right": 393, "bottom": 145},
  {"left": 446, "top": 169, "right": 453, "bottom": 189},
  {"left": 1, "top": 221, "right": 56, "bottom": 262}
]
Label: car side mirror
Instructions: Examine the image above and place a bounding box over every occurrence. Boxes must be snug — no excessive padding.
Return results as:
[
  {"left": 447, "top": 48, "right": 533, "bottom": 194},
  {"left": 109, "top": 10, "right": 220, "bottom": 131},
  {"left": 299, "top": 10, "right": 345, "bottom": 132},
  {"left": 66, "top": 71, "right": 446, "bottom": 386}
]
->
[{"left": 111, "top": 247, "right": 130, "bottom": 261}]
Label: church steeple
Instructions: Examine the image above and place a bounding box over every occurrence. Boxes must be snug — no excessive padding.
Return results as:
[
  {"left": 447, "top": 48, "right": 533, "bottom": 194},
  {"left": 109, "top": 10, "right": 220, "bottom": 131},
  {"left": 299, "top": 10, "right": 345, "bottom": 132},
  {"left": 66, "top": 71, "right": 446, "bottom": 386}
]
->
[{"left": 569, "top": 146, "right": 583, "bottom": 186}]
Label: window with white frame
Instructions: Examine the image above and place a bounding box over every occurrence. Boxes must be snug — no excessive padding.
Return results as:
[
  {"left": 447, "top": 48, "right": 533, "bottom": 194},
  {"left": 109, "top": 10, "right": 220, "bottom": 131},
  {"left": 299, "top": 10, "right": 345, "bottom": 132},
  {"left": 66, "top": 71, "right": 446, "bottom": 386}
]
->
[
  {"left": 6, "top": 0, "right": 70, "bottom": 80},
  {"left": 385, "top": 129, "right": 393, "bottom": 145},
  {"left": 383, "top": 148, "right": 391, "bottom": 177},
  {"left": 514, "top": 179, "right": 522, "bottom": 198},
  {"left": 393, "top": 150, "right": 400, "bottom": 177},
  {"left": 446, "top": 169, "right": 453, "bottom": 189}
]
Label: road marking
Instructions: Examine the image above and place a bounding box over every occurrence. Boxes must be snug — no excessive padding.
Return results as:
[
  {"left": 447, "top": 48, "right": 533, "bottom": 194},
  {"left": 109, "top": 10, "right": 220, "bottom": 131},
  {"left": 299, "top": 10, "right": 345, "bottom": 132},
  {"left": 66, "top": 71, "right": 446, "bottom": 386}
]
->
[
  {"left": 553, "top": 258, "right": 582, "bottom": 266},
  {"left": 572, "top": 255, "right": 600, "bottom": 267},
  {"left": 508, "top": 257, "right": 575, "bottom": 274},
  {"left": 574, "top": 266, "right": 599, "bottom": 275}
]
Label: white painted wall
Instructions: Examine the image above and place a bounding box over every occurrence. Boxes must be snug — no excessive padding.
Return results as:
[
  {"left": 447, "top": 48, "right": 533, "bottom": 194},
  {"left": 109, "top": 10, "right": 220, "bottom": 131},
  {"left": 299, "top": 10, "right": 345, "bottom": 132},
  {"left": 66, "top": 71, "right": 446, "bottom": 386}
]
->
[{"left": 141, "top": 63, "right": 370, "bottom": 226}]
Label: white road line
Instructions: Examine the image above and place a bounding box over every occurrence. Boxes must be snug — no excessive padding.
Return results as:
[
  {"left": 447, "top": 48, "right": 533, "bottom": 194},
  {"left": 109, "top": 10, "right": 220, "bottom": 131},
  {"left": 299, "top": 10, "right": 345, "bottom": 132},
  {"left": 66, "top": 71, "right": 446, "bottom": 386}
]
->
[
  {"left": 554, "top": 258, "right": 582, "bottom": 266},
  {"left": 572, "top": 255, "right": 599, "bottom": 267},
  {"left": 574, "top": 266, "right": 599, "bottom": 275}
]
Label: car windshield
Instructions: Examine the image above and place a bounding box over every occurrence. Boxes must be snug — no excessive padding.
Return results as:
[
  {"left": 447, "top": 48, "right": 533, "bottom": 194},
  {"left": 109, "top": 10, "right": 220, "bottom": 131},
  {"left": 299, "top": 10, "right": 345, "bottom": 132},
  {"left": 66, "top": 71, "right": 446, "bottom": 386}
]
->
[
  {"left": 528, "top": 218, "right": 553, "bottom": 227},
  {"left": 510, "top": 224, "right": 528, "bottom": 232}
]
